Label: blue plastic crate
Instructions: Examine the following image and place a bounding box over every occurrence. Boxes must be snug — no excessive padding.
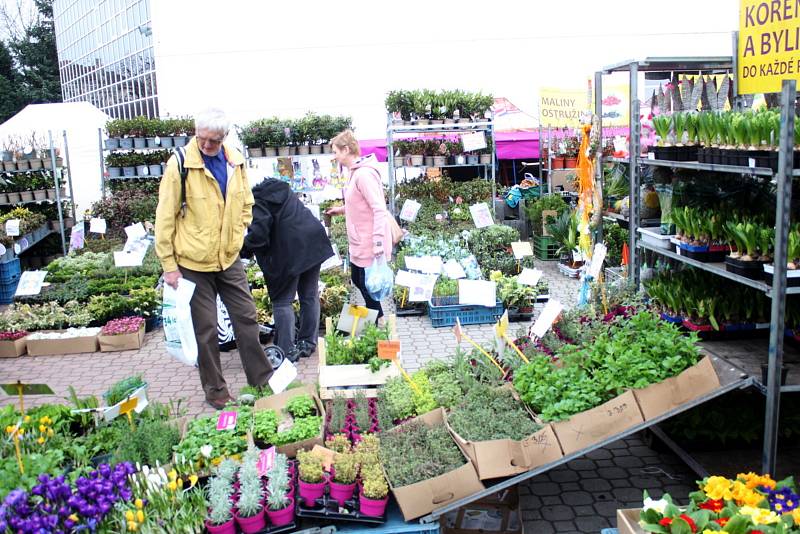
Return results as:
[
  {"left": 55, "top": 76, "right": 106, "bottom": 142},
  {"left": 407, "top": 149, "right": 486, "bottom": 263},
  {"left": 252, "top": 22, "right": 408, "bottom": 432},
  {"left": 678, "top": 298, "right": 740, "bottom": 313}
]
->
[
  {"left": 427, "top": 296, "right": 504, "bottom": 328},
  {"left": 0, "top": 278, "right": 20, "bottom": 304},
  {"left": 0, "top": 258, "right": 21, "bottom": 283}
]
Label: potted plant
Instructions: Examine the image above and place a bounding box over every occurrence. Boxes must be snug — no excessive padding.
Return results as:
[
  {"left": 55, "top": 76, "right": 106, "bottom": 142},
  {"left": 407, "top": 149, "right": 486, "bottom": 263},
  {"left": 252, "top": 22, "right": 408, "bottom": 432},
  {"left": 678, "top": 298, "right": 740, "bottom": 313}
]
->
[
  {"left": 724, "top": 219, "right": 771, "bottom": 279},
  {"left": 496, "top": 275, "right": 536, "bottom": 317},
  {"left": 265, "top": 458, "right": 295, "bottom": 526},
  {"left": 433, "top": 140, "right": 448, "bottom": 167},
  {"left": 296, "top": 449, "right": 327, "bottom": 507},
  {"left": 0, "top": 330, "right": 28, "bottom": 358},
  {"left": 205, "top": 473, "right": 236, "bottom": 534},
  {"left": 652, "top": 114, "right": 672, "bottom": 160},
  {"left": 479, "top": 138, "right": 493, "bottom": 165},
  {"left": 358, "top": 464, "right": 389, "bottom": 517},
  {"left": 329, "top": 450, "right": 357, "bottom": 506},
  {"left": 407, "top": 139, "right": 425, "bottom": 166},
  {"left": 233, "top": 449, "right": 266, "bottom": 533},
  {"left": 546, "top": 210, "right": 582, "bottom": 272}
]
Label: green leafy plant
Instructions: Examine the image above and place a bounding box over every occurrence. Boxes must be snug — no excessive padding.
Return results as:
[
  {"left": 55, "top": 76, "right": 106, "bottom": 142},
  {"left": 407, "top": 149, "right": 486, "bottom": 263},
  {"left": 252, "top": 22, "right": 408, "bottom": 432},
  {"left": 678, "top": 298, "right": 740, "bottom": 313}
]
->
[
  {"left": 253, "top": 409, "right": 278, "bottom": 444},
  {"left": 297, "top": 449, "right": 325, "bottom": 483},
  {"left": 286, "top": 394, "right": 316, "bottom": 418},
  {"left": 379, "top": 420, "right": 465, "bottom": 487},
  {"left": 324, "top": 323, "right": 391, "bottom": 372},
  {"left": 448, "top": 384, "right": 541, "bottom": 442}
]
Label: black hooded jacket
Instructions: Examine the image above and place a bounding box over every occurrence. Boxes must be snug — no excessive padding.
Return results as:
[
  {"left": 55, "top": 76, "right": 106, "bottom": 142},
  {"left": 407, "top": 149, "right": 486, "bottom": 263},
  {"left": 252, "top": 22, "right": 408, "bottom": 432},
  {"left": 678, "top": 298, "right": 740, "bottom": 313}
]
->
[{"left": 243, "top": 179, "right": 334, "bottom": 297}]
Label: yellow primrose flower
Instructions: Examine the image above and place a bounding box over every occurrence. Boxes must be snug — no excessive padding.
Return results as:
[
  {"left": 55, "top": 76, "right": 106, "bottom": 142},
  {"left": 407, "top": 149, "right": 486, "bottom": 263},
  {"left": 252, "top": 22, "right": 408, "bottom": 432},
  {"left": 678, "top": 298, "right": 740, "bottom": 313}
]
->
[
  {"left": 47, "top": 428, "right": 53, "bottom": 437},
  {"left": 703, "top": 476, "right": 733, "bottom": 501},
  {"left": 23, "top": 415, "right": 30, "bottom": 423},
  {"left": 16, "top": 428, "right": 23, "bottom": 436},
  {"left": 37, "top": 437, "right": 45, "bottom": 445},
  {"left": 793, "top": 507, "right": 800, "bottom": 525},
  {"left": 738, "top": 472, "right": 777, "bottom": 490},
  {"left": 128, "top": 520, "right": 138, "bottom": 531},
  {"left": 125, "top": 510, "right": 135, "bottom": 522},
  {"left": 167, "top": 481, "right": 177, "bottom": 492},
  {"left": 136, "top": 510, "right": 144, "bottom": 523},
  {"left": 731, "top": 481, "right": 764, "bottom": 507},
  {"left": 168, "top": 469, "right": 177, "bottom": 481},
  {"left": 211, "top": 457, "right": 222, "bottom": 466},
  {"left": 39, "top": 424, "right": 46, "bottom": 433},
  {"left": 176, "top": 477, "right": 183, "bottom": 488},
  {"left": 5, "top": 426, "right": 13, "bottom": 434},
  {"left": 68, "top": 514, "right": 78, "bottom": 522},
  {"left": 135, "top": 498, "right": 143, "bottom": 509},
  {"left": 739, "top": 505, "right": 780, "bottom": 525},
  {"left": 188, "top": 474, "right": 198, "bottom": 487}
]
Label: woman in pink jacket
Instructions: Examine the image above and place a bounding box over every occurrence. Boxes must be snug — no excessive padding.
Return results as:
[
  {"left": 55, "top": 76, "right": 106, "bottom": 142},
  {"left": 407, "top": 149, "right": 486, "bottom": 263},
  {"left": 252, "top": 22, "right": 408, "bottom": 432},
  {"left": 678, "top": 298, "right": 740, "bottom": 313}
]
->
[{"left": 325, "top": 130, "right": 392, "bottom": 321}]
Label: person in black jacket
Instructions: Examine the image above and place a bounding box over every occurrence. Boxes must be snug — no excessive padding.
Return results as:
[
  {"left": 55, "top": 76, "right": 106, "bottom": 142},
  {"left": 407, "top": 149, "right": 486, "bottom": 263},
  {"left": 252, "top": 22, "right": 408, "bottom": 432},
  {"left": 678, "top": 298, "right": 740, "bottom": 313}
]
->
[{"left": 242, "top": 178, "right": 334, "bottom": 362}]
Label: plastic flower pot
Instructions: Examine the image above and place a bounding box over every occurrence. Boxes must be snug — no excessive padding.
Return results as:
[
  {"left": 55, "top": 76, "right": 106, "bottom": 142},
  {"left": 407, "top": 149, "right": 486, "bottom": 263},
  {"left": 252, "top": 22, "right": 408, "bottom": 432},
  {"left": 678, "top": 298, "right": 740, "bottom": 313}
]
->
[
  {"left": 205, "top": 518, "right": 236, "bottom": 534},
  {"left": 329, "top": 479, "right": 356, "bottom": 506},
  {"left": 286, "top": 480, "right": 295, "bottom": 499},
  {"left": 298, "top": 478, "right": 326, "bottom": 507},
  {"left": 266, "top": 497, "right": 295, "bottom": 527},
  {"left": 234, "top": 509, "right": 266, "bottom": 534},
  {"left": 358, "top": 490, "right": 389, "bottom": 517}
]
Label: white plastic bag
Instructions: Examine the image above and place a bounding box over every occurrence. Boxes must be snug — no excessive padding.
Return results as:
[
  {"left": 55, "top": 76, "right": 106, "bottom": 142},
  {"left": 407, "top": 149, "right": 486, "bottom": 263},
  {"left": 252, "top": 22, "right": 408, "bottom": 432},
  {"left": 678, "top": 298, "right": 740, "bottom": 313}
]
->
[
  {"left": 365, "top": 257, "right": 393, "bottom": 301},
  {"left": 162, "top": 278, "right": 198, "bottom": 366}
]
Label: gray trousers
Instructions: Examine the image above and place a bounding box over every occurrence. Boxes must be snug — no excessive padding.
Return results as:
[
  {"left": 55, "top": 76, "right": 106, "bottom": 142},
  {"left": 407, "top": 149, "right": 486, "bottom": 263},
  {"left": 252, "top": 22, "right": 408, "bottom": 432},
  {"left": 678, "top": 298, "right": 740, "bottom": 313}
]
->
[
  {"left": 180, "top": 260, "right": 273, "bottom": 401},
  {"left": 270, "top": 264, "right": 321, "bottom": 355}
]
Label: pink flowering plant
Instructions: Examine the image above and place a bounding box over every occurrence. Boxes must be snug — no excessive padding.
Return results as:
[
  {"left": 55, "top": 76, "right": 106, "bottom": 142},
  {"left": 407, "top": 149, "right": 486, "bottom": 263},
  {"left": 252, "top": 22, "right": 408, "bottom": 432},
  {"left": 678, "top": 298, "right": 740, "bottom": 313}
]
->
[
  {"left": 101, "top": 316, "right": 145, "bottom": 336},
  {"left": 0, "top": 330, "right": 28, "bottom": 341}
]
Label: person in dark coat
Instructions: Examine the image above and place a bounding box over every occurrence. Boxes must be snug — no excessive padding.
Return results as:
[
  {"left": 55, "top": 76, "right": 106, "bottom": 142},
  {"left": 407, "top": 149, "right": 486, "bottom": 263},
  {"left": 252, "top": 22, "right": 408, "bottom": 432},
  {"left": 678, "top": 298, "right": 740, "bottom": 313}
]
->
[{"left": 242, "top": 178, "right": 334, "bottom": 362}]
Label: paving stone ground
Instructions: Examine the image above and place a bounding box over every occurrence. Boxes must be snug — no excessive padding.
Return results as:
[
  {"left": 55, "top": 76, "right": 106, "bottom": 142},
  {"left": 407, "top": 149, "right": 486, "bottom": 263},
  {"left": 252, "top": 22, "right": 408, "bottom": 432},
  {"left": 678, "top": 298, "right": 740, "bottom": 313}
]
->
[{"left": 0, "top": 260, "right": 702, "bottom": 532}]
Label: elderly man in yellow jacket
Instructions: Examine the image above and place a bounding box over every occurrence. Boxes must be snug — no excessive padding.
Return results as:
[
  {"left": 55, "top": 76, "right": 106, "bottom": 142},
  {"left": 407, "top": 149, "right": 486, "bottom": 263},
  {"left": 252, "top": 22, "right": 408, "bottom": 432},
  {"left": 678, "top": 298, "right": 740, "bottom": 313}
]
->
[{"left": 155, "top": 108, "right": 272, "bottom": 409}]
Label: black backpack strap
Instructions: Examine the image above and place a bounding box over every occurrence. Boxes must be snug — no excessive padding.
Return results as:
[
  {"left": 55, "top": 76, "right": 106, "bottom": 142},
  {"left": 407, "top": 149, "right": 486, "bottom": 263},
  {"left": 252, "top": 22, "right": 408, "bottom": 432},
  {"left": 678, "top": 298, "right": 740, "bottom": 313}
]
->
[{"left": 173, "top": 147, "right": 188, "bottom": 217}]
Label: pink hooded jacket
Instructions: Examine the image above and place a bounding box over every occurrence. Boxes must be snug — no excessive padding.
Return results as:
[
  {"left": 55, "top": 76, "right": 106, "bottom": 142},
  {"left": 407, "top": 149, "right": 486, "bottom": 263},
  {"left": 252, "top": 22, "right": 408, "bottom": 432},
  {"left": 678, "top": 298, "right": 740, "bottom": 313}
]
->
[{"left": 344, "top": 155, "right": 392, "bottom": 268}]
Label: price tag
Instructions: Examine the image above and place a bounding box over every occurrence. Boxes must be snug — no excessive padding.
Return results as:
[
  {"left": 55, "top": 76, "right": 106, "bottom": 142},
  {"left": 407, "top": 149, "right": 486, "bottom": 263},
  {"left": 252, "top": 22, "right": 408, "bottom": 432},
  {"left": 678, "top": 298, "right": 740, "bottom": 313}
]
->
[
  {"left": 119, "top": 397, "right": 138, "bottom": 415},
  {"left": 257, "top": 447, "right": 276, "bottom": 476},
  {"left": 124, "top": 222, "right": 147, "bottom": 240},
  {"left": 268, "top": 359, "right": 297, "bottom": 394},
  {"left": 461, "top": 131, "right": 487, "bottom": 152},
  {"left": 443, "top": 259, "right": 467, "bottom": 279},
  {"left": 469, "top": 202, "right": 493, "bottom": 228},
  {"left": 511, "top": 241, "right": 533, "bottom": 259},
  {"left": 399, "top": 199, "right": 421, "bottom": 222},
  {"left": 348, "top": 305, "right": 369, "bottom": 318},
  {"left": 15, "top": 271, "right": 48, "bottom": 296},
  {"left": 588, "top": 243, "right": 607, "bottom": 279},
  {"left": 311, "top": 445, "right": 337, "bottom": 472},
  {"left": 518, "top": 268, "right": 543, "bottom": 287},
  {"left": 377, "top": 340, "right": 400, "bottom": 360},
  {"left": 748, "top": 157, "right": 756, "bottom": 168},
  {"left": 89, "top": 218, "right": 107, "bottom": 234},
  {"left": 647, "top": 152, "right": 655, "bottom": 160},
  {"left": 395, "top": 269, "right": 415, "bottom": 287},
  {"left": 113, "top": 250, "right": 145, "bottom": 267},
  {"left": 5, "top": 219, "right": 20, "bottom": 237},
  {"left": 408, "top": 274, "right": 437, "bottom": 302},
  {"left": 572, "top": 249, "right": 584, "bottom": 263},
  {"left": 458, "top": 279, "right": 497, "bottom": 308},
  {"left": 530, "top": 300, "right": 564, "bottom": 339},
  {"left": 216, "top": 411, "right": 238, "bottom": 431}
]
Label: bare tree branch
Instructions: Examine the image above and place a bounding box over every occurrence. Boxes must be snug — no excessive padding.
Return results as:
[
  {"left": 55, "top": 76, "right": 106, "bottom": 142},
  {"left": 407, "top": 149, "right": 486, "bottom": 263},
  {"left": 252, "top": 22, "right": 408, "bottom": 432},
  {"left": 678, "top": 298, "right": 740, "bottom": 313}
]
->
[{"left": 0, "top": 0, "right": 39, "bottom": 42}]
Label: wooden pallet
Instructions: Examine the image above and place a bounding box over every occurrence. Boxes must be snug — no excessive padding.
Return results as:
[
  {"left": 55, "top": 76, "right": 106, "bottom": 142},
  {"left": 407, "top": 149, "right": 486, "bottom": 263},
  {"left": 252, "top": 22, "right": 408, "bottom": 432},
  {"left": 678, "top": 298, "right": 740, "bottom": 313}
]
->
[{"left": 318, "top": 314, "right": 400, "bottom": 399}]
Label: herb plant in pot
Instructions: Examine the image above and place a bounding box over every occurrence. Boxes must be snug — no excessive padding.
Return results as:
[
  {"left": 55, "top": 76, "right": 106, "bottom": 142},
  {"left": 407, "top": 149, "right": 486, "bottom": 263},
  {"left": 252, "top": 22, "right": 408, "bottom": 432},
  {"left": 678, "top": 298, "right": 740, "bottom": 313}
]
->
[
  {"left": 358, "top": 464, "right": 389, "bottom": 517},
  {"left": 205, "top": 473, "right": 236, "bottom": 534},
  {"left": 265, "top": 471, "right": 294, "bottom": 526},
  {"left": 296, "top": 449, "right": 327, "bottom": 507},
  {"left": 329, "top": 450, "right": 357, "bottom": 506},
  {"left": 234, "top": 449, "right": 266, "bottom": 533}
]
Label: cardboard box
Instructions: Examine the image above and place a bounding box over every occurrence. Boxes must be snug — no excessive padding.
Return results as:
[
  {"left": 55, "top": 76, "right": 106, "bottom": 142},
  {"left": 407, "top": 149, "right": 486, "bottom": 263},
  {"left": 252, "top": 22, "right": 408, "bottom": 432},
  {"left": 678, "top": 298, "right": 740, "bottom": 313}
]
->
[
  {"left": 98, "top": 325, "right": 146, "bottom": 352},
  {"left": 441, "top": 486, "right": 523, "bottom": 534},
  {"left": 551, "top": 390, "right": 645, "bottom": 455},
  {"left": 0, "top": 336, "right": 27, "bottom": 358},
  {"left": 387, "top": 408, "right": 485, "bottom": 521},
  {"left": 617, "top": 508, "right": 646, "bottom": 534},
  {"left": 550, "top": 169, "right": 578, "bottom": 192},
  {"left": 444, "top": 391, "right": 563, "bottom": 480},
  {"left": 253, "top": 384, "right": 325, "bottom": 458},
  {"left": 26, "top": 330, "right": 99, "bottom": 356},
  {"left": 633, "top": 355, "right": 721, "bottom": 420}
]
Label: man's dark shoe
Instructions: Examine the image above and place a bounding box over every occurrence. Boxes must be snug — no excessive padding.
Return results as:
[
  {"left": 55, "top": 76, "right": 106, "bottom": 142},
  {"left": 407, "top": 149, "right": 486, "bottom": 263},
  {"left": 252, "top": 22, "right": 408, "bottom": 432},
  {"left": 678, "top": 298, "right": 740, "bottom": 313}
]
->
[
  {"left": 286, "top": 346, "right": 301, "bottom": 363},
  {"left": 296, "top": 340, "right": 316, "bottom": 358},
  {"left": 206, "top": 396, "right": 234, "bottom": 410}
]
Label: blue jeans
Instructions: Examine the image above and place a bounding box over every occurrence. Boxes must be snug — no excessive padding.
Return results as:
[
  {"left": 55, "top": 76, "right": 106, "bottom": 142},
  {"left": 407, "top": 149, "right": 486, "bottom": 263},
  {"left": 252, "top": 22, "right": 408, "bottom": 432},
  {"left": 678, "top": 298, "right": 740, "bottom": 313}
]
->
[{"left": 270, "top": 264, "right": 321, "bottom": 355}]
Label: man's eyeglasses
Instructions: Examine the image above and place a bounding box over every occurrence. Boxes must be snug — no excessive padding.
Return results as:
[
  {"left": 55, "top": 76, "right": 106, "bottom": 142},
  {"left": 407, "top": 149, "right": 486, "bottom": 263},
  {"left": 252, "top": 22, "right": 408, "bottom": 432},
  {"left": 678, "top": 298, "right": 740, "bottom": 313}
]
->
[{"left": 197, "top": 135, "right": 225, "bottom": 145}]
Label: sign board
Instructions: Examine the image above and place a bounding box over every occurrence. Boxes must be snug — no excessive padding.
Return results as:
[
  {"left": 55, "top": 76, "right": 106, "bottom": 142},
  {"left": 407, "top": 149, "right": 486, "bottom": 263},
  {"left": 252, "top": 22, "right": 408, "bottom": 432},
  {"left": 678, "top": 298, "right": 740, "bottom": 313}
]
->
[
  {"left": 89, "top": 218, "right": 107, "bottom": 234},
  {"left": 458, "top": 279, "right": 497, "bottom": 308},
  {"left": 539, "top": 88, "right": 587, "bottom": 127},
  {"left": 738, "top": 0, "right": 800, "bottom": 94},
  {"left": 15, "top": 271, "right": 48, "bottom": 296},
  {"left": 408, "top": 274, "right": 438, "bottom": 302},
  {"left": 511, "top": 241, "right": 533, "bottom": 259},
  {"left": 531, "top": 300, "right": 564, "bottom": 339},
  {"left": 377, "top": 340, "right": 400, "bottom": 361},
  {"left": 461, "top": 131, "right": 487, "bottom": 152},
  {"left": 268, "top": 359, "right": 297, "bottom": 394},
  {"left": 469, "top": 202, "right": 494, "bottom": 228},
  {"left": 518, "top": 268, "right": 543, "bottom": 287},
  {"left": 216, "top": 411, "right": 238, "bottom": 431},
  {"left": 257, "top": 447, "right": 276, "bottom": 476},
  {"left": 5, "top": 219, "right": 20, "bottom": 237},
  {"left": 399, "top": 199, "right": 421, "bottom": 222}
]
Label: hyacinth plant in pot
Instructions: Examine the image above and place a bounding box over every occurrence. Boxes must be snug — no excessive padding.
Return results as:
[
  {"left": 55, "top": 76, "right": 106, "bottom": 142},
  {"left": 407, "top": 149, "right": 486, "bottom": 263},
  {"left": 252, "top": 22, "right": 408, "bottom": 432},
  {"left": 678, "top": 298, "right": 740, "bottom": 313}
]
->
[
  {"left": 265, "top": 454, "right": 295, "bottom": 527},
  {"left": 204, "top": 472, "right": 235, "bottom": 534},
  {"left": 297, "top": 449, "right": 327, "bottom": 507},
  {"left": 329, "top": 450, "right": 358, "bottom": 506},
  {"left": 234, "top": 449, "right": 266, "bottom": 533}
]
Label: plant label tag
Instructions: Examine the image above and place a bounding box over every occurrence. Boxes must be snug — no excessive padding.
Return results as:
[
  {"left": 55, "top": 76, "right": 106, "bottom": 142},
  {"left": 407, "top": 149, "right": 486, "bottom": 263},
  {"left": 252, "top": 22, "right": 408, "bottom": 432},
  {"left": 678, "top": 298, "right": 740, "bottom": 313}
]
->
[
  {"left": 216, "top": 411, "right": 238, "bottom": 431},
  {"left": 5, "top": 219, "right": 20, "bottom": 237},
  {"left": 257, "top": 447, "right": 276, "bottom": 476},
  {"left": 124, "top": 222, "right": 147, "bottom": 240},
  {"left": 469, "top": 202, "right": 493, "bottom": 228},
  {"left": 377, "top": 340, "right": 400, "bottom": 360},
  {"left": 647, "top": 152, "right": 655, "bottom": 160},
  {"left": 119, "top": 397, "right": 138, "bottom": 415},
  {"left": 89, "top": 218, "right": 107, "bottom": 234},
  {"left": 399, "top": 199, "right": 421, "bottom": 222},
  {"left": 269, "top": 359, "right": 297, "bottom": 395},
  {"left": 461, "top": 131, "right": 487, "bottom": 152},
  {"left": 588, "top": 243, "right": 607, "bottom": 279},
  {"left": 749, "top": 157, "right": 756, "bottom": 168},
  {"left": 453, "top": 318, "right": 463, "bottom": 343},
  {"left": 395, "top": 269, "right": 416, "bottom": 287},
  {"left": 518, "top": 268, "right": 543, "bottom": 287},
  {"left": 458, "top": 279, "right": 496, "bottom": 308},
  {"left": 402, "top": 256, "right": 424, "bottom": 272},
  {"left": 495, "top": 310, "right": 509, "bottom": 339},
  {"left": 306, "top": 204, "right": 321, "bottom": 220},
  {"left": 113, "top": 250, "right": 144, "bottom": 267},
  {"left": 320, "top": 244, "right": 342, "bottom": 271},
  {"left": 408, "top": 274, "right": 437, "bottom": 302},
  {"left": 311, "top": 445, "right": 337, "bottom": 472},
  {"left": 572, "top": 249, "right": 584, "bottom": 263},
  {"left": 443, "top": 259, "right": 467, "bottom": 279},
  {"left": 418, "top": 255, "right": 443, "bottom": 275},
  {"left": 14, "top": 271, "right": 47, "bottom": 297},
  {"left": 531, "top": 300, "right": 563, "bottom": 339},
  {"left": 511, "top": 241, "right": 533, "bottom": 259}
]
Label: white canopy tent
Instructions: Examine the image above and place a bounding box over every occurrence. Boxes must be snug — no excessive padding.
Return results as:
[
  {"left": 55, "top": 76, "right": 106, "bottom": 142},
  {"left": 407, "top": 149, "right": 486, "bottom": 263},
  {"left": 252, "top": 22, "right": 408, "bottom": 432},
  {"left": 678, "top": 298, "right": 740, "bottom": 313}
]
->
[{"left": 0, "top": 102, "right": 110, "bottom": 216}]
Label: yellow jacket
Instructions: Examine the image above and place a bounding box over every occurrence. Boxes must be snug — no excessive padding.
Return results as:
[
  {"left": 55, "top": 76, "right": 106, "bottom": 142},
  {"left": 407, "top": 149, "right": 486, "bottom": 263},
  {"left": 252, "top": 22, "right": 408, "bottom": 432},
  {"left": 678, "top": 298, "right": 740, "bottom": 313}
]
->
[{"left": 155, "top": 138, "right": 254, "bottom": 273}]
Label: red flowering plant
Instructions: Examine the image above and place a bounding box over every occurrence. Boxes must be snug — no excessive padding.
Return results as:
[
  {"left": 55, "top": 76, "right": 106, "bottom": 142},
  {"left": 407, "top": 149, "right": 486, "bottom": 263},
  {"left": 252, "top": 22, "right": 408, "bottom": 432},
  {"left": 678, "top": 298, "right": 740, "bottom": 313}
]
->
[
  {"left": 0, "top": 330, "right": 28, "bottom": 341},
  {"left": 101, "top": 316, "right": 145, "bottom": 336},
  {"left": 639, "top": 473, "right": 800, "bottom": 534}
]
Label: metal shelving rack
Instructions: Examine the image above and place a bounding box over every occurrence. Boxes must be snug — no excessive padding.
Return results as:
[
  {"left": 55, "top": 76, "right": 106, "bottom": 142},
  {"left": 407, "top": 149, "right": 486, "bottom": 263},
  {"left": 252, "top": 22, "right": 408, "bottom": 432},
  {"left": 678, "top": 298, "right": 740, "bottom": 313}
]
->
[
  {"left": 593, "top": 54, "right": 797, "bottom": 474},
  {"left": 385, "top": 116, "right": 496, "bottom": 217}
]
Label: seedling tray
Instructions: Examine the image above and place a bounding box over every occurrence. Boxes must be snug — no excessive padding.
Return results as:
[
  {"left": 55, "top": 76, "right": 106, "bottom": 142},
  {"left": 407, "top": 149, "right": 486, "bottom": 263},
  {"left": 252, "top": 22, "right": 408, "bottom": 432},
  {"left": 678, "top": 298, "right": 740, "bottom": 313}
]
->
[
  {"left": 251, "top": 521, "right": 297, "bottom": 534},
  {"left": 724, "top": 257, "right": 766, "bottom": 280},
  {"left": 295, "top": 492, "right": 387, "bottom": 525},
  {"left": 395, "top": 304, "right": 426, "bottom": 317}
]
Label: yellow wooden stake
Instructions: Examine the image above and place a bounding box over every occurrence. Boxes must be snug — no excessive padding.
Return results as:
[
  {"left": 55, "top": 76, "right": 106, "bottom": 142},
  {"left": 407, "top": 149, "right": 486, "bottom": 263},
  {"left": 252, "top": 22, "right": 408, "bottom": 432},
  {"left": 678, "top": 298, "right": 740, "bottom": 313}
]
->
[
  {"left": 461, "top": 332, "right": 505, "bottom": 374},
  {"left": 393, "top": 360, "right": 421, "bottom": 394},
  {"left": 400, "top": 287, "right": 408, "bottom": 309},
  {"left": 13, "top": 433, "right": 23, "bottom": 474},
  {"left": 126, "top": 411, "right": 136, "bottom": 431},
  {"left": 17, "top": 383, "right": 24, "bottom": 416}
]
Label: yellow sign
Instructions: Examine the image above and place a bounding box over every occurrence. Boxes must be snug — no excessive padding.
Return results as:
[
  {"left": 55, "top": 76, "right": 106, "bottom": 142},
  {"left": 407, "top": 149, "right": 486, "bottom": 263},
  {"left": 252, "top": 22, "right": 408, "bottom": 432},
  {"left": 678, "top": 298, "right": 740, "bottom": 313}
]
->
[
  {"left": 539, "top": 88, "right": 586, "bottom": 127},
  {"left": 348, "top": 305, "right": 369, "bottom": 319},
  {"left": 738, "top": 0, "right": 800, "bottom": 94}
]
